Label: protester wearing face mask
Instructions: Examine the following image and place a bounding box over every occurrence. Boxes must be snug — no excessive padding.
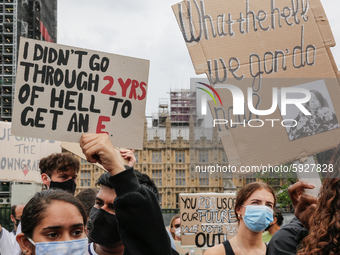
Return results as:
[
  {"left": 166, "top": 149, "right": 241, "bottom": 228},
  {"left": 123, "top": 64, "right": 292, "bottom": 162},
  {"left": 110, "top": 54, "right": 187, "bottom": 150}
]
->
[
  {"left": 81, "top": 133, "right": 177, "bottom": 255},
  {"left": 170, "top": 215, "right": 181, "bottom": 241},
  {"left": 0, "top": 204, "right": 25, "bottom": 255},
  {"left": 11, "top": 153, "right": 80, "bottom": 255},
  {"left": 10, "top": 204, "right": 25, "bottom": 235},
  {"left": 15, "top": 189, "right": 88, "bottom": 255},
  {"left": 262, "top": 208, "right": 283, "bottom": 243},
  {"left": 87, "top": 171, "right": 178, "bottom": 254},
  {"left": 205, "top": 182, "right": 276, "bottom": 255},
  {"left": 40, "top": 152, "right": 80, "bottom": 195}
]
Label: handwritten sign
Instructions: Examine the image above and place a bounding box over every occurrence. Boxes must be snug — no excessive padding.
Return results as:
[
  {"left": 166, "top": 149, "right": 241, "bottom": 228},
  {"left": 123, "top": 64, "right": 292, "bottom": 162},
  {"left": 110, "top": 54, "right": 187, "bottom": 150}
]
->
[
  {"left": 12, "top": 38, "right": 149, "bottom": 149},
  {"left": 173, "top": 0, "right": 340, "bottom": 168},
  {"left": 0, "top": 121, "right": 61, "bottom": 183},
  {"left": 180, "top": 193, "right": 237, "bottom": 247}
]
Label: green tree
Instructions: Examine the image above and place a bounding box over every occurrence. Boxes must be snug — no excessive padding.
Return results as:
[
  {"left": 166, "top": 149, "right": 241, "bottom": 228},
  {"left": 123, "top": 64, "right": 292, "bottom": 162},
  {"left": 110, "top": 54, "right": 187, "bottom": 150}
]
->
[{"left": 255, "top": 163, "right": 297, "bottom": 210}]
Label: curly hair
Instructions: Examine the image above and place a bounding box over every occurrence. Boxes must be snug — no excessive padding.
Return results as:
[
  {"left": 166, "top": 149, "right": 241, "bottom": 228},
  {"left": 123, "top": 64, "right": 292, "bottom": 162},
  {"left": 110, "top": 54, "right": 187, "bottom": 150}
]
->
[
  {"left": 297, "top": 145, "right": 340, "bottom": 255},
  {"left": 39, "top": 152, "right": 80, "bottom": 177}
]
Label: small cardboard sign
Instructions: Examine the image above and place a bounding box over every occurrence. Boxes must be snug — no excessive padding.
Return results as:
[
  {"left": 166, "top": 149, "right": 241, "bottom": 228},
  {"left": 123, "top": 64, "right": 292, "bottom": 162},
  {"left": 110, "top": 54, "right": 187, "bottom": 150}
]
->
[
  {"left": 0, "top": 121, "right": 61, "bottom": 183},
  {"left": 12, "top": 38, "right": 149, "bottom": 150},
  {"left": 173, "top": 0, "right": 340, "bottom": 167},
  {"left": 180, "top": 193, "right": 237, "bottom": 247}
]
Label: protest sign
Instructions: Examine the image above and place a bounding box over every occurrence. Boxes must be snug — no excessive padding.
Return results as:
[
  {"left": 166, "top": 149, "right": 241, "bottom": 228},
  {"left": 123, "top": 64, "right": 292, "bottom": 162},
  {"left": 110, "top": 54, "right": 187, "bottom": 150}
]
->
[
  {"left": 12, "top": 38, "right": 149, "bottom": 150},
  {"left": 180, "top": 193, "right": 237, "bottom": 247},
  {"left": 173, "top": 0, "right": 340, "bottom": 168},
  {"left": 0, "top": 121, "right": 61, "bottom": 183}
]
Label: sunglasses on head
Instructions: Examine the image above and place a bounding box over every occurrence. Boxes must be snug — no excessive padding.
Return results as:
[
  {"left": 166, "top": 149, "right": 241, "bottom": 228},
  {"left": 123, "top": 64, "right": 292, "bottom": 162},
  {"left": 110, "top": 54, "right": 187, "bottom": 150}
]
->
[{"left": 174, "top": 224, "right": 180, "bottom": 228}]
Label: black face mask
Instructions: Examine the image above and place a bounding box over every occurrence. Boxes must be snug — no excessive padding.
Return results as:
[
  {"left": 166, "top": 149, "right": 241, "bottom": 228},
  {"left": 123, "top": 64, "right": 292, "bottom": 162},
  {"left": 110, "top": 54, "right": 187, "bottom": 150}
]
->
[
  {"left": 265, "top": 223, "right": 272, "bottom": 231},
  {"left": 49, "top": 178, "right": 77, "bottom": 195},
  {"left": 14, "top": 218, "right": 20, "bottom": 227},
  {"left": 88, "top": 207, "right": 121, "bottom": 246}
]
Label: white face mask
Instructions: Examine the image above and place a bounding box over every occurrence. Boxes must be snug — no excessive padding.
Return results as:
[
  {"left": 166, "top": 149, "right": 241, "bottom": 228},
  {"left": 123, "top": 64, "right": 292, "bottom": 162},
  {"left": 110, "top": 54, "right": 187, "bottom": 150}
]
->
[
  {"left": 175, "top": 227, "right": 181, "bottom": 238},
  {"left": 27, "top": 237, "right": 88, "bottom": 255}
]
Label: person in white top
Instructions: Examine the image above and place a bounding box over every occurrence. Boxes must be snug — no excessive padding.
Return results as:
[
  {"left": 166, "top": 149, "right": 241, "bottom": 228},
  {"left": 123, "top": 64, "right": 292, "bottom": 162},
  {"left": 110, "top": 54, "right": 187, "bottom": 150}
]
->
[{"left": 0, "top": 204, "right": 25, "bottom": 255}]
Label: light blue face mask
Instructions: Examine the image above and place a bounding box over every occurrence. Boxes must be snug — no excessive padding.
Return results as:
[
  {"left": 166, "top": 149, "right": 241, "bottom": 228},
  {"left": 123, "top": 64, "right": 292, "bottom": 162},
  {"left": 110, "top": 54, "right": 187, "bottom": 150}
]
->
[
  {"left": 242, "top": 205, "right": 274, "bottom": 232},
  {"left": 27, "top": 237, "right": 88, "bottom": 255}
]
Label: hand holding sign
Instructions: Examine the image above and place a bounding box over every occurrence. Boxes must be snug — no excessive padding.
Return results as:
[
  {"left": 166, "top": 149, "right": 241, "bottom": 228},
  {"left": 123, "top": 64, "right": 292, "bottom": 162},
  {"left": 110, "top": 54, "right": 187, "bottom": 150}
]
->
[{"left": 80, "top": 133, "right": 125, "bottom": 176}]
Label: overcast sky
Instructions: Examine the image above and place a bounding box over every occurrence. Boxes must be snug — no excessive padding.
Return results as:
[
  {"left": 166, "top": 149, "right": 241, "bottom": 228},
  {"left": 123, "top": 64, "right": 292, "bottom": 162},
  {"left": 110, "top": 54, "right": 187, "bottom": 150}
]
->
[{"left": 57, "top": 0, "right": 340, "bottom": 117}]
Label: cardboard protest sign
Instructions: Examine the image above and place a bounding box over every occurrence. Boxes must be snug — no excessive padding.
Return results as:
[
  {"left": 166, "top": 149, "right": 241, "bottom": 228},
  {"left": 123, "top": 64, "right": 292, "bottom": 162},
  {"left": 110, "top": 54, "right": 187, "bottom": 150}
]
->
[
  {"left": 180, "top": 193, "right": 237, "bottom": 247},
  {"left": 12, "top": 38, "right": 149, "bottom": 149},
  {"left": 0, "top": 121, "right": 61, "bottom": 183},
  {"left": 173, "top": 0, "right": 340, "bottom": 168}
]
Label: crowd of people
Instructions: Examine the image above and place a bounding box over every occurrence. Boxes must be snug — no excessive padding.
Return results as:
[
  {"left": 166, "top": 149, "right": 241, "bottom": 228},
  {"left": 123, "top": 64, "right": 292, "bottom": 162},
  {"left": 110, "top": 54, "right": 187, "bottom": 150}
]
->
[{"left": 0, "top": 132, "right": 339, "bottom": 255}]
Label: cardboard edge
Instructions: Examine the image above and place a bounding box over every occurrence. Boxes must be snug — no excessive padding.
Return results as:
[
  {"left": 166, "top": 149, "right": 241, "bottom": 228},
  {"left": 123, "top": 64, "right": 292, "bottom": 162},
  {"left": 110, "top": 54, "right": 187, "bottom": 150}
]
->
[{"left": 310, "top": 0, "right": 339, "bottom": 76}]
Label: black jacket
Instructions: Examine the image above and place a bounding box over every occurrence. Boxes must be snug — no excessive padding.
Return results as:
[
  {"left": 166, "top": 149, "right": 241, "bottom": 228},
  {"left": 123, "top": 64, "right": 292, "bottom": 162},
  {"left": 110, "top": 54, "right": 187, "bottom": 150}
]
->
[
  {"left": 111, "top": 167, "right": 178, "bottom": 255},
  {"left": 266, "top": 216, "right": 308, "bottom": 255}
]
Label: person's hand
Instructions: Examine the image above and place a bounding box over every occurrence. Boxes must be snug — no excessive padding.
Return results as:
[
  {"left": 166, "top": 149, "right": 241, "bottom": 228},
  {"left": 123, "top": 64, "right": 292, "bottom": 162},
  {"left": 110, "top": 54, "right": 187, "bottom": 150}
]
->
[
  {"left": 0, "top": 224, "right": 2, "bottom": 233},
  {"left": 80, "top": 133, "right": 125, "bottom": 175},
  {"left": 288, "top": 181, "right": 318, "bottom": 229},
  {"left": 120, "top": 149, "right": 136, "bottom": 167},
  {"left": 294, "top": 194, "right": 317, "bottom": 230}
]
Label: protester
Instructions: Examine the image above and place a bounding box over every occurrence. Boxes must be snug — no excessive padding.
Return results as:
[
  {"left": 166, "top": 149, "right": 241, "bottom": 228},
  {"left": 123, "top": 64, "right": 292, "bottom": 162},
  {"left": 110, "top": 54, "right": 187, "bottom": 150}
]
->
[
  {"left": 266, "top": 181, "right": 316, "bottom": 255},
  {"left": 296, "top": 178, "right": 340, "bottom": 254},
  {"left": 15, "top": 189, "right": 87, "bottom": 255},
  {"left": 80, "top": 133, "right": 175, "bottom": 255},
  {"left": 40, "top": 152, "right": 80, "bottom": 195},
  {"left": 205, "top": 182, "right": 275, "bottom": 255},
  {"left": 11, "top": 152, "right": 81, "bottom": 255},
  {"left": 262, "top": 208, "right": 283, "bottom": 243},
  {"left": 295, "top": 146, "right": 340, "bottom": 255},
  {"left": 11, "top": 204, "right": 25, "bottom": 235},
  {"left": 0, "top": 204, "right": 25, "bottom": 255},
  {"left": 267, "top": 145, "right": 340, "bottom": 255},
  {"left": 87, "top": 167, "right": 177, "bottom": 254},
  {"left": 170, "top": 214, "right": 181, "bottom": 241}
]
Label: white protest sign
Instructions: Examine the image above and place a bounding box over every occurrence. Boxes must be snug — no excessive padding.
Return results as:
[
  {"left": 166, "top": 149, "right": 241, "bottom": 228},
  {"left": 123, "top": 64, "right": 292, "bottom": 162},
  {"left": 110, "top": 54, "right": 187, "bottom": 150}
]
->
[
  {"left": 12, "top": 38, "right": 149, "bottom": 149},
  {"left": 0, "top": 121, "right": 61, "bottom": 183},
  {"left": 180, "top": 193, "right": 237, "bottom": 247}
]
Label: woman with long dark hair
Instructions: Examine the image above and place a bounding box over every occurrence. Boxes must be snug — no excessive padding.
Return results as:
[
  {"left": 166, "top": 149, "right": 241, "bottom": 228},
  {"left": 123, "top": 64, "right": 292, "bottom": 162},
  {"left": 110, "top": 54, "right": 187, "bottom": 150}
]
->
[{"left": 297, "top": 146, "right": 340, "bottom": 255}]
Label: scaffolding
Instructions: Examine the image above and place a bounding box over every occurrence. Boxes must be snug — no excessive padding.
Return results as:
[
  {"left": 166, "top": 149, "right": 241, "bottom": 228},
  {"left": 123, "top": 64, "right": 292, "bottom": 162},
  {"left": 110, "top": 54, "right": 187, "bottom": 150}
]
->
[
  {"left": 0, "top": 0, "right": 57, "bottom": 122},
  {"left": 0, "top": 0, "right": 17, "bottom": 121},
  {"left": 170, "top": 89, "right": 197, "bottom": 126}
]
